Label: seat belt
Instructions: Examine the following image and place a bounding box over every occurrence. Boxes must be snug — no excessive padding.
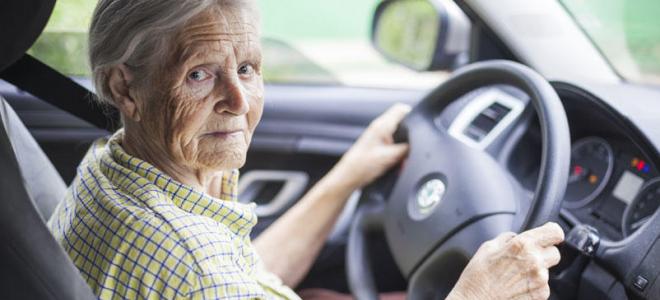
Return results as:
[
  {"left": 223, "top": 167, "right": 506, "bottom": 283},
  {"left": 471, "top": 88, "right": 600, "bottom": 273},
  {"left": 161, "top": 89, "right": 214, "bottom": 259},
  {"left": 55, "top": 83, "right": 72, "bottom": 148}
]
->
[{"left": 0, "top": 54, "right": 119, "bottom": 132}]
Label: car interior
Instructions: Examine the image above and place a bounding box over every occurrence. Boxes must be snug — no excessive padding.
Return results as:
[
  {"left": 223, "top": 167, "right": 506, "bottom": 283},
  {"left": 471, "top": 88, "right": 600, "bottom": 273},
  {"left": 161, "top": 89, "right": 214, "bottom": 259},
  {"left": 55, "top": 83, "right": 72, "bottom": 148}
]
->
[{"left": 1, "top": 0, "right": 659, "bottom": 299}]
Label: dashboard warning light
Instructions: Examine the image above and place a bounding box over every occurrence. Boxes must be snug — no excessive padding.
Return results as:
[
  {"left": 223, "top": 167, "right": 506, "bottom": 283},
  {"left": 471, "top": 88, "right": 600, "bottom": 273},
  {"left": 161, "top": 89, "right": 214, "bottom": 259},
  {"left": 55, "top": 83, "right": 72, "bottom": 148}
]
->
[
  {"left": 643, "top": 165, "right": 650, "bottom": 173},
  {"left": 637, "top": 160, "right": 646, "bottom": 172},
  {"left": 588, "top": 175, "right": 598, "bottom": 185},
  {"left": 632, "top": 158, "right": 639, "bottom": 168}
]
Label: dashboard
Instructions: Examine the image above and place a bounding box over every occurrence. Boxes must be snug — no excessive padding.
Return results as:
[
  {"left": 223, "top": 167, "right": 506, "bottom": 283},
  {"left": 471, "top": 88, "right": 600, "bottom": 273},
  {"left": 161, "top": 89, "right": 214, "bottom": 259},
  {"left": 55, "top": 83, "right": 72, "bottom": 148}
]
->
[
  {"left": 563, "top": 136, "right": 658, "bottom": 240},
  {"left": 507, "top": 84, "right": 660, "bottom": 242},
  {"left": 492, "top": 82, "right": 660, "bottom": 298},
  {"left": 438, "top": 82, "right": 659, "bottom": 245}
]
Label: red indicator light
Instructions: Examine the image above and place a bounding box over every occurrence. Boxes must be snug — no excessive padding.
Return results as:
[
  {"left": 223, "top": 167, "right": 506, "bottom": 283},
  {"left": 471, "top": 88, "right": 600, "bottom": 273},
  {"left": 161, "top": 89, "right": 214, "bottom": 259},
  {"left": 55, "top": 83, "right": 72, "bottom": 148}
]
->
[
  {"left": 574, "top": 165, "right": 584, "bottom": 175},
  {"left": 637, "top": 160, "right": 646, "bottom": 171}
]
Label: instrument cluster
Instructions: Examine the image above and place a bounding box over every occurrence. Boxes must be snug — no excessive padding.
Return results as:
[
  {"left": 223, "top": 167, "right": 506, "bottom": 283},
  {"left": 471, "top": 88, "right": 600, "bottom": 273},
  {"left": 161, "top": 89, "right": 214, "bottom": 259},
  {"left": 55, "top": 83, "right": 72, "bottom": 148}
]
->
[{"left": 563, "top": 136, "right": 659, "bottom": 239}]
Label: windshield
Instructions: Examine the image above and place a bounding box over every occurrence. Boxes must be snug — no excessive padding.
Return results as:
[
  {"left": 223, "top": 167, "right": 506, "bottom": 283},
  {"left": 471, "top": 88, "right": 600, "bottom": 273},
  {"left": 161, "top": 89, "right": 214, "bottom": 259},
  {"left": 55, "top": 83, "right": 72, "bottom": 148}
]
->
[
  {"left": 561, "top": 0, "right": 660, "bottom": 85},
  {"left": 29, "top": 0, "right": 447, "bottom": 90}
]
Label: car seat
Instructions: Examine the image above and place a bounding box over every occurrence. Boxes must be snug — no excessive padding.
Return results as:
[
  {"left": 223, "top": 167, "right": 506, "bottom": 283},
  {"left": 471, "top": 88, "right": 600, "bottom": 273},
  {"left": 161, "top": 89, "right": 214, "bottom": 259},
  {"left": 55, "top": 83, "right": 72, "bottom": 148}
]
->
[
  {"left": 0, "top": 0, "right": 96, "bottom": 298},
  {"left": 0, "top": 97, "right": 96, "bottom": 299}
]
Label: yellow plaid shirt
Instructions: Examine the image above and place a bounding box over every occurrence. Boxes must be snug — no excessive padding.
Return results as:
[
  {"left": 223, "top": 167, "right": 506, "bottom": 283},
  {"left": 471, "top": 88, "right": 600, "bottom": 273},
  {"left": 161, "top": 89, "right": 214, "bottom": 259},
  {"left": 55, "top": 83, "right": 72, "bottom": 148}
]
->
[{"left": 48, "top": 131, "right": 300, "bottom": 299}]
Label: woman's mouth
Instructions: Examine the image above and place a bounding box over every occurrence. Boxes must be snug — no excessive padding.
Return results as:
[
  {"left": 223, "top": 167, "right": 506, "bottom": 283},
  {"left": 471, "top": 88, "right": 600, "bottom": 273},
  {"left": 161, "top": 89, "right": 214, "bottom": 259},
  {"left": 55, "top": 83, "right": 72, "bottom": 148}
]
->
[{"left": 204, "top": 130, "right": 244, "bottom": 139}]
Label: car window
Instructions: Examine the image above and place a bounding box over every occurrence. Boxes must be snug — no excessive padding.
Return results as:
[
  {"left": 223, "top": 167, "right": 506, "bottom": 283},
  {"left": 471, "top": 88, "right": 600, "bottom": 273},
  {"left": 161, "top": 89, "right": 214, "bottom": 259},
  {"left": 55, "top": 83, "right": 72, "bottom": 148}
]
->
[
  {"left": 561, "top": 0, "right": 660, "bottom": 85},
  {"left": 28, "top": 0, "right": 94, "bottom": 78},
  {"left": 29, "top": 0, "right": 447, "bottom": 89}
]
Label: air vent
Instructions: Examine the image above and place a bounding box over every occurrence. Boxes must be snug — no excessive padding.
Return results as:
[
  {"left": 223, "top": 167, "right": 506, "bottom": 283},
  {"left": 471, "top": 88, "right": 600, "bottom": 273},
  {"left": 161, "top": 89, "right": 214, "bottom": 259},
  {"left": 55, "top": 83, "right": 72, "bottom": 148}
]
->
[
  {"left": 448, "top": 88, "right": 525, "bottom": 150},
  {"left": 463, "top": 102, "right": 512, "bottom": 142}
]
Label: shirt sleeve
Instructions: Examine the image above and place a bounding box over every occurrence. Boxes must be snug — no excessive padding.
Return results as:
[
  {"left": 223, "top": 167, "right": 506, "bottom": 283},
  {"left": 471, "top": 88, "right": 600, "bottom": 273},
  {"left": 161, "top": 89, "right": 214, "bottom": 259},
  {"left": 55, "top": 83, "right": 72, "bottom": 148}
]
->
[
  {"left": 186, "top": 235, "right": 293, "bottom": 300},
  {"left": 252, "top": 261, "right": 302, "bottom": 300},
  {"left": 188, "top": 262, "right": 300, "bottom": 300}
]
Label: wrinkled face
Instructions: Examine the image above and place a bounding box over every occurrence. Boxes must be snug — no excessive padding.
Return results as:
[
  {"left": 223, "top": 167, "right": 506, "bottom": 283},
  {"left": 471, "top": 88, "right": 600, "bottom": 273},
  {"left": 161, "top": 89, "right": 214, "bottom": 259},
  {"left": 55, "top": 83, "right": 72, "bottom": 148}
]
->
[{"left": 139, "top": 6, "right": 263, "bottom": 172}]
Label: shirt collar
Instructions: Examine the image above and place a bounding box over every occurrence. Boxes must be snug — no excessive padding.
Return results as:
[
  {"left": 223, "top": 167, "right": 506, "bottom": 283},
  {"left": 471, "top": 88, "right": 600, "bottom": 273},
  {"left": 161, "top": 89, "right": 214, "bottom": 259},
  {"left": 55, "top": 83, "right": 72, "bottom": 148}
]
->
[{"left": 102, "top": 130, "right": 256, "bottom": 235}]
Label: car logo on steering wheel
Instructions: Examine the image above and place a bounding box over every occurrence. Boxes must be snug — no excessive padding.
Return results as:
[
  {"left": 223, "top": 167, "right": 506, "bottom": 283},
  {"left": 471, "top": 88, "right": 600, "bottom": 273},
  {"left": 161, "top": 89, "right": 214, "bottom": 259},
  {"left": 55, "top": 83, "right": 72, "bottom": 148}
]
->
[{"left": 416, "top": 178, "right": 446, "bottom": 215}]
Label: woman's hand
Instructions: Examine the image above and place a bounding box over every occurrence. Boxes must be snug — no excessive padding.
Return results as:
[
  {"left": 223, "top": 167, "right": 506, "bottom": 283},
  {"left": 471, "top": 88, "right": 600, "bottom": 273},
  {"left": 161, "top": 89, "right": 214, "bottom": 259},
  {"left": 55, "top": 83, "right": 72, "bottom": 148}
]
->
[
  {"left": 447, "top": 222, "right": 565, "bottom": 300},
  {"left": 331, "top": 103, "right": 411, "bottom": 190},
  {"left": 256, "top": 104, "right": 411, "bottom": 286}
]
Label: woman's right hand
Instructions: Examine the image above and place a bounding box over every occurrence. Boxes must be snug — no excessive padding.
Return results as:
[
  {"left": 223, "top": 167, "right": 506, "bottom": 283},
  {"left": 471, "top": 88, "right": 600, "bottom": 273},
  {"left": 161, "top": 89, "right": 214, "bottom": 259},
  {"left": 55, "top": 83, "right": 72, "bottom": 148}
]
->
[{"left": 447, "top": 222, "right": 564, "bottom": 300}]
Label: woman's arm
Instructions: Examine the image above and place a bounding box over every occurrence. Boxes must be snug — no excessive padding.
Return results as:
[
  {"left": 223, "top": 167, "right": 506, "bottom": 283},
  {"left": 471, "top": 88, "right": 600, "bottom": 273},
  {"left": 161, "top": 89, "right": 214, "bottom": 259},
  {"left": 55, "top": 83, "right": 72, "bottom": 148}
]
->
[
  {"left": 253, "top": 104, "right": 411, "bottom": 288},
  {"left": 252, "top": 164, "right": 358, "bottom": 288}
]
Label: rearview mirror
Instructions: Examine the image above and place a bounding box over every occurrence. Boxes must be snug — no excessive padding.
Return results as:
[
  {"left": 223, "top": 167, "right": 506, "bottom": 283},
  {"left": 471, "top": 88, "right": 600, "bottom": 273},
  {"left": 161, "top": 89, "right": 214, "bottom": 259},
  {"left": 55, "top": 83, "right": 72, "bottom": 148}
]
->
[{"left": 372, "top": 0, "right": 470, "bottom": 71}]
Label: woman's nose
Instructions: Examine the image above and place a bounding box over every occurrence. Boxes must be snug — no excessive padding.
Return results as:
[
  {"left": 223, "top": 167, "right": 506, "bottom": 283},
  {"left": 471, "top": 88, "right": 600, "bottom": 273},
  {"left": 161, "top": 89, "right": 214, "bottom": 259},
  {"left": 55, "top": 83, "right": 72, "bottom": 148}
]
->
[{"left": 215, "top": 78, "right": 250, "bottom": 115}]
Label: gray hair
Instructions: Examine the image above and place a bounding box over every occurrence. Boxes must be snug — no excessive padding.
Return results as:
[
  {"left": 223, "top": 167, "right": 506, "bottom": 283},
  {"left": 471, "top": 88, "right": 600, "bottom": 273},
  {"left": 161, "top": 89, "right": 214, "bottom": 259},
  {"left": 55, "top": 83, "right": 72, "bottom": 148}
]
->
[{"left": 89, "top": 0, "right": 257, "bottom": 105}]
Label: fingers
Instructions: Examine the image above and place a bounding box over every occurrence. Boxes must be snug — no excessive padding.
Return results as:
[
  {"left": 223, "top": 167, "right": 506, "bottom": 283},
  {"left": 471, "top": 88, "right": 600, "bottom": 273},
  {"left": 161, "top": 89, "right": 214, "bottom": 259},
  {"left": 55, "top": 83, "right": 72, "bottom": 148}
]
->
[
  {"left": 493, "top": 231, "right": 517, "bottom": 244},
  {"left": 482, "top": 231, "right": 517, "bottom": 251},
  {"left": 462, "top": 228, "right": 560, "bottom": 300},
  {"left": 541, "top": 246, "right": 561, "bottom": 268},
  {"left": 384, "top": 103, "right": 412, "bottom": 122},
  {"left": 466, "top": 226, "right": 561, "bottom": 300},
  {"left": 372, "top": 103, "right": 412, "bottom": 136},
  {"left": 382, "top": 143, "right": 410, "bottom": 163},
  {"left": 519, "top": 222, "right": 565, "bottom": 247}
]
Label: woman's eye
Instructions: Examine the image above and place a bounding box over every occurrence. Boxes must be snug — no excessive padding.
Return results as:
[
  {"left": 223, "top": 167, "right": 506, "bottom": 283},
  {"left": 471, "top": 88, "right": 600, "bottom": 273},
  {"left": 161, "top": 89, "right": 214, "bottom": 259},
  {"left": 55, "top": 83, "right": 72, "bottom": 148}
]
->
[
  {"left": 188, "top": 69, "right": 212, "bottom": 82},
  {"left": 238, "top": 64, "right": 254, "bottom": 76}
]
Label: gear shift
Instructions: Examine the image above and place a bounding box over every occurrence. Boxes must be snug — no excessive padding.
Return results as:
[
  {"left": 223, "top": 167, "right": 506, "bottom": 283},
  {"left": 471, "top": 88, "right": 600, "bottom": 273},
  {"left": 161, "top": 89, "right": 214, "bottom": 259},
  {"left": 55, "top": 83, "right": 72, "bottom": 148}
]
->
[{"left": 551, "top": 224, "right": 600, "bottom": 299}]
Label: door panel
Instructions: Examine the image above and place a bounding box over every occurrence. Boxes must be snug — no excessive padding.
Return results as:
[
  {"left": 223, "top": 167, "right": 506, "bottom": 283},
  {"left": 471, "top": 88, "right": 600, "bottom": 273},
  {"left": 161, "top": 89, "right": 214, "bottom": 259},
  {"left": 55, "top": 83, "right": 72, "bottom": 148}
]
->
[{"left": 239, "top": 169, "right": 310, "bottom": 217}]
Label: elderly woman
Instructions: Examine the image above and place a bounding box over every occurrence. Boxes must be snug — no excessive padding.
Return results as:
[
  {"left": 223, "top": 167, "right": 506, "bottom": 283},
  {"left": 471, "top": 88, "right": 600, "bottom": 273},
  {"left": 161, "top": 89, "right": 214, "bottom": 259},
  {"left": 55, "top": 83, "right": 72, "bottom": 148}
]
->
[{"left": 48, "top": 0, "right": 564, "bottom": 299}]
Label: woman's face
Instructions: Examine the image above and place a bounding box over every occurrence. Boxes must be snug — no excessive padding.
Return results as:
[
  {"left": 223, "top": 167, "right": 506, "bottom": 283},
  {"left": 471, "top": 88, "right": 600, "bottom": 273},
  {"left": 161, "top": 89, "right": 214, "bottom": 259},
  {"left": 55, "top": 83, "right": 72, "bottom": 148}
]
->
[{"left": 137, "top": 6, "right": 263, "bottom": 172}]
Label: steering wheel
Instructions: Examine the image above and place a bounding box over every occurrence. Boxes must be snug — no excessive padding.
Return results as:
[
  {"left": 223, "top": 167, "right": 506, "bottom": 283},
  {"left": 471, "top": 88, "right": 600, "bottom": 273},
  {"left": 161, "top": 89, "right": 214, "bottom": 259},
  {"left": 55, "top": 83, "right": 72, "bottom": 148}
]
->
[{"left": 346, "top": 60, "right": 571, "bottom": 299}]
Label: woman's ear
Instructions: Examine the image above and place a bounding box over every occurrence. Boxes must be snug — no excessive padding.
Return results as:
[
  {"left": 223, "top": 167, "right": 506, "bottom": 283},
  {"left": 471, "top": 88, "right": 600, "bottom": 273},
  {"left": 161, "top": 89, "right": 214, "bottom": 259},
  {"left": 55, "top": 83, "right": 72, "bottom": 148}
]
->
[{"left": 108, "top": 64, "right": 141, "bottom": 122}]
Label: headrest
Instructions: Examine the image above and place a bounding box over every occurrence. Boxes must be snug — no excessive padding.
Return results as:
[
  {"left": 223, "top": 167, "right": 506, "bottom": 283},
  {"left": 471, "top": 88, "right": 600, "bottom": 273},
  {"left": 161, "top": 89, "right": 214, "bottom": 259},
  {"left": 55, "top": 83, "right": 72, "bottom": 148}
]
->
[{"left": 0, "top": 0, "right": 56, "bottom": 72}]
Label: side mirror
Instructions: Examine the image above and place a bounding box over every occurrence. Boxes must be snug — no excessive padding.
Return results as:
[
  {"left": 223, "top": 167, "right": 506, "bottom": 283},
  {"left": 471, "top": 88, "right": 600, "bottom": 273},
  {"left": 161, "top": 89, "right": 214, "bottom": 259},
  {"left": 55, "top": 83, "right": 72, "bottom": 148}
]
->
[{"left": 371, "top": 0, "right": 471, "bottom": 71}]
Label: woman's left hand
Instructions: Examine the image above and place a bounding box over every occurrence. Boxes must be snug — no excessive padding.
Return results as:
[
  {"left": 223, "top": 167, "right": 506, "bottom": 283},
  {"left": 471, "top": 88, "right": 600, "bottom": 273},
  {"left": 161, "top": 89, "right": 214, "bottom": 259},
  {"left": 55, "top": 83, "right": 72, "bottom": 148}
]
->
[{"left": 332, "top": 103, "right": 411, "bottom": 190}]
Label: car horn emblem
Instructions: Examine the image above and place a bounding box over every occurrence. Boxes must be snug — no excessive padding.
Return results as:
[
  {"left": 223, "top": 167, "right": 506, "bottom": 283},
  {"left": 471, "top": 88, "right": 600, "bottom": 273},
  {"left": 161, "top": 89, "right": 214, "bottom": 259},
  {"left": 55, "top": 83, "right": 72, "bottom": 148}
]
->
[{"left": 416, "top": 178, "right": 446, "bottom": 215}]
